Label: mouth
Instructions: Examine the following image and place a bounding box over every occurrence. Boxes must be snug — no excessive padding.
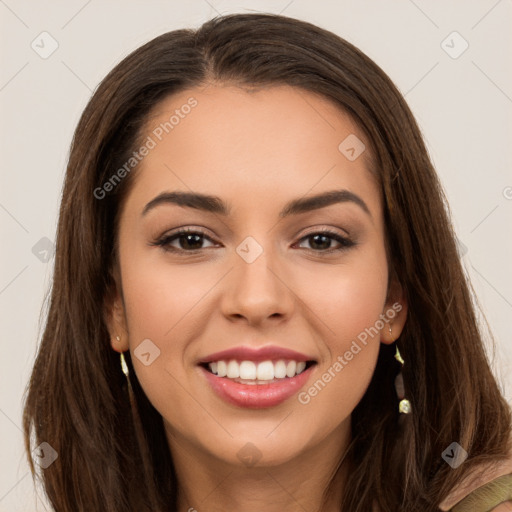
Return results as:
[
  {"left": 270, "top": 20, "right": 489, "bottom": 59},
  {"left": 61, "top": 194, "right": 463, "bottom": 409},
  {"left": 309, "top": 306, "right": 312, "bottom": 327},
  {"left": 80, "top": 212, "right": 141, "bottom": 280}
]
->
[{"left": 198, "top": 356, "right": 318, "bottom": 409}]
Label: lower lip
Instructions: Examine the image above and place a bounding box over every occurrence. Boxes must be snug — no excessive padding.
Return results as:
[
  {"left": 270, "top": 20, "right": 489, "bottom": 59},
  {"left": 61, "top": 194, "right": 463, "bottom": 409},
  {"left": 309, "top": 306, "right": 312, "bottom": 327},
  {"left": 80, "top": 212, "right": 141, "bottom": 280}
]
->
[{"left": 200, "top": 365, "right": 315, "bottom": 409}]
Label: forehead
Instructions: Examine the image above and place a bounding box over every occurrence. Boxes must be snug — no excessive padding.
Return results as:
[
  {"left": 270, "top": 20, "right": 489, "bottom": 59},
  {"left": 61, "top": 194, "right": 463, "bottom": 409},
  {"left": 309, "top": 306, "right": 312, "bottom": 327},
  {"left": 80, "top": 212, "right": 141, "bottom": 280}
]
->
[{"left": 123, "top": 84, "right": 381, "bottom": 221}]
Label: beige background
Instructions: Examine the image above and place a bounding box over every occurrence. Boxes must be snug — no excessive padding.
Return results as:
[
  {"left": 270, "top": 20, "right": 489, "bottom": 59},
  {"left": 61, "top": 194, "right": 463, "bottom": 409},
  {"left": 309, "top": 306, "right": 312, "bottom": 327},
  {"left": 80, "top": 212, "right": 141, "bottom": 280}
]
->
[{"left": 1, "top": 1, "right": 511, "bottom": 509}]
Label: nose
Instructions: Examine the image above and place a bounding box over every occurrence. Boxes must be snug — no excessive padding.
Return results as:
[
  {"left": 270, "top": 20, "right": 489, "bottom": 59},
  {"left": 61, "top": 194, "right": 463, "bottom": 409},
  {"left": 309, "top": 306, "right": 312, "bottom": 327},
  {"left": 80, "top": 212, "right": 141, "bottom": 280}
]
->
[{"left": 220, "top": 246, "right": 295, "bottom": 327}]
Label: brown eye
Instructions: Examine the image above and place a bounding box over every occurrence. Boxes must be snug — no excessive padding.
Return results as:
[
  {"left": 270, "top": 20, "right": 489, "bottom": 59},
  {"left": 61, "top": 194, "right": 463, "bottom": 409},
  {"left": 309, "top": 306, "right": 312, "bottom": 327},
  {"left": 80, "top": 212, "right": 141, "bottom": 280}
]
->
[
  {"left": 296, "top": 230, "right": 355, "bottom": 253},
  {"left": 152, "top": 229, "right": 217, "bottom": 253}
]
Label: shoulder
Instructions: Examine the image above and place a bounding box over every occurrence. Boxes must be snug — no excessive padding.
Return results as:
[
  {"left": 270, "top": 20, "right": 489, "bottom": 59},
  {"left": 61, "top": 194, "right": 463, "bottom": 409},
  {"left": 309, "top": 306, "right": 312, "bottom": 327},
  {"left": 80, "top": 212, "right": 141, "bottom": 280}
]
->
[
  {"left": 438, "top": 442, "right": 512, "bottom": 512},
  {"left": 448, "top": 473, "right": 512, "bottom": 511}
]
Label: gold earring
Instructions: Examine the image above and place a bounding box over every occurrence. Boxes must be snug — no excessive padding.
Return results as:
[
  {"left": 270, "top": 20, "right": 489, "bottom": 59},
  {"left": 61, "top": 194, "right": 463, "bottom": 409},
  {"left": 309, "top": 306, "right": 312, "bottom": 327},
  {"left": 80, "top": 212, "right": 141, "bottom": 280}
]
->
[
  {"left": 120, "top": 351, "right": 129, "bottom": 377},
  {"left": 392, "top": 330, "right": 411, "bottom": 414},
  {"left": 394, "top": 344, "right": 404, "bottom": 365}
]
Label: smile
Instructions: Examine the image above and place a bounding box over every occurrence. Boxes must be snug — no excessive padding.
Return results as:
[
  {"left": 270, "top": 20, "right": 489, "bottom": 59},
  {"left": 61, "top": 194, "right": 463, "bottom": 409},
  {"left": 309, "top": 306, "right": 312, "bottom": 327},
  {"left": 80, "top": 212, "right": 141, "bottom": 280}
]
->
[{"left": 198, "top": 347, "right": 317, "bottom": 408}]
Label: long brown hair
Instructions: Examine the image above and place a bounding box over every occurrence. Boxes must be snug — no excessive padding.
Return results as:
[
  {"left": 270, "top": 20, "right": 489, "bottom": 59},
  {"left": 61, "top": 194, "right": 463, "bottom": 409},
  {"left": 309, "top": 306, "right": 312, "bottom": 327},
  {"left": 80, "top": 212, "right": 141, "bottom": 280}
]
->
[{"left": 23, "top": 13, "right": 512, "bottom": 511}]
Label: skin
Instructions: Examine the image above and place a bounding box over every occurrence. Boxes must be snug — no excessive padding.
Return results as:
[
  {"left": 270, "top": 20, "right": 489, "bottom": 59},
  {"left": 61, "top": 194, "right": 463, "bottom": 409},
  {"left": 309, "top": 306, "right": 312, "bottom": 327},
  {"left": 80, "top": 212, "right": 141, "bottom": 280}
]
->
[{"left": 105, "top": 84, "right": 407, "bottom": 512}]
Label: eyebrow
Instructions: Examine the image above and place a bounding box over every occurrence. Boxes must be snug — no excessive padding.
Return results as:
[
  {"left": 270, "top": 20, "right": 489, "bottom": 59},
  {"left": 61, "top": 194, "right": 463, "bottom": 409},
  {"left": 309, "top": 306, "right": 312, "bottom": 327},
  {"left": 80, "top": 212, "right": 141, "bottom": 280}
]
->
[{"left": 141, "top": 189, "right": 371, "bottom": 218}]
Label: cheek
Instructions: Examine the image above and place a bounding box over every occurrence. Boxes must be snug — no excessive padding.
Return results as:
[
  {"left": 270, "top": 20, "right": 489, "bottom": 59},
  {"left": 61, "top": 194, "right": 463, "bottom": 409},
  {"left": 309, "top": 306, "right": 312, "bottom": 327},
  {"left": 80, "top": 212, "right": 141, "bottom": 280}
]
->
[
  {"left": 297, "top": 247, "right": 389, "bottom": 348},
  {"left": 119, "top": 258, "right": 206, "bottom": 432},
  {"left": 120, "top": 247, "right": 218, "bottom": 343},
  {"left": 293, "top": 250, "right": 388, "bottom": 419},
  {"left": 118, "top": 248, "right": 229, "bottom": 424}
]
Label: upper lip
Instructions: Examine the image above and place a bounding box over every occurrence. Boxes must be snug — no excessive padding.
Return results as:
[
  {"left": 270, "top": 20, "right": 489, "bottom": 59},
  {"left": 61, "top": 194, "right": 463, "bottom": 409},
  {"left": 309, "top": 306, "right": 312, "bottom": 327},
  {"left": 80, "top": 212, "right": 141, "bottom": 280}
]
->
[{"left": 198, "top": 345, "right": 316, "bottom": 364}]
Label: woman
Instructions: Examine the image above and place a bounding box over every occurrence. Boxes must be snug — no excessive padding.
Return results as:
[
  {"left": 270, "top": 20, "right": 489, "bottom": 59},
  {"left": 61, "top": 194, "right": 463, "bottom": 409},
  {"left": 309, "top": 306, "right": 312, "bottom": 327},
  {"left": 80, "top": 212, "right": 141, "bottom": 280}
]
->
[{"left": 23, "top": 12, "right": 512, "bottom": 512}]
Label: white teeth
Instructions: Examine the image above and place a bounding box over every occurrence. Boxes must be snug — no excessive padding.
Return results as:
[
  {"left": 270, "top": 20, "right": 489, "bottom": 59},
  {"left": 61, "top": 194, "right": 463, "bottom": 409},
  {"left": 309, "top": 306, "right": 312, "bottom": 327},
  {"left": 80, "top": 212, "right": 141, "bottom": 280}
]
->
[
  {"left": 226, "top": 360, "right": 240, "bottom": 378},
  {"left": 239, "top": 361, "right": 257, "bottom": 380},
  {"left": 274, "top": 360, "right": 287, "bottom": 378},
  {"left": 207, "top": 359, "right": 310, "bottom": 380},
  {"left": 256, "top": 360, "right": 274, "bottom": 380},
  {"left": 216, "top": 361, "right": 227, "bottom": 377},
  {"left": 286, "top": 361, "right": 297, "bottom": 378}
]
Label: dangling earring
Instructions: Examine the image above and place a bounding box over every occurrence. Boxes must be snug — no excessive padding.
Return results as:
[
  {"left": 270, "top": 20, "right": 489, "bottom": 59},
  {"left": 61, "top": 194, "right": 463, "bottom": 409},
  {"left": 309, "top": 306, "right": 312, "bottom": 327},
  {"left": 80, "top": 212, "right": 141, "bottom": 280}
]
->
[
  {"left": 115, "top": 335, "right": 130, "bottom": 377},
  {"left": 120, "top": 351, "right": 129, "bottom": 377},
  {"left": 391, "top": 326, "right": 411, "bottom": 414},
  {"left": 117, "top": 341, "right": 136, "bottom": 409},
  {"left": 115, "top": 334, "right": 130, "bottom": 379}
]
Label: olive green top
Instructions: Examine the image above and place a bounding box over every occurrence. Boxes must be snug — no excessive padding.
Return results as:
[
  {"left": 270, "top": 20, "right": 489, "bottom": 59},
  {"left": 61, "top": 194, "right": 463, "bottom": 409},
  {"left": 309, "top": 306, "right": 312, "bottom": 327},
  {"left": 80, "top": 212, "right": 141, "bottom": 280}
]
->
[{"left": 451, "top": 473, "right": 512, "bottom": 511}]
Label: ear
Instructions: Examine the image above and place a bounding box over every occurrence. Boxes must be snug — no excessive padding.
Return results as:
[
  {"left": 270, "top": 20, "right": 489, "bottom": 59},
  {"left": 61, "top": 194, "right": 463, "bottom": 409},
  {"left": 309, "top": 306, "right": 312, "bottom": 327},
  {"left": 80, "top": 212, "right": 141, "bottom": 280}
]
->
[
  {"left": 103, "top": 264, "right": 129, "bottom": 353},
  {"left": 380, "top": 274, "right": 408, "bottom": 345}
]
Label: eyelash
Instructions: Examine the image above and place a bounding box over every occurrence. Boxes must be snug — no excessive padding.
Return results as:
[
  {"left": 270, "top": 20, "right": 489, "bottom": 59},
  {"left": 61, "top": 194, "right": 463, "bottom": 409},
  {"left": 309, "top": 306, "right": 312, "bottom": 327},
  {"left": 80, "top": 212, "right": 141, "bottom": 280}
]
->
[{"left": 150, "top": 227, "right": 356, "bottom": 255}]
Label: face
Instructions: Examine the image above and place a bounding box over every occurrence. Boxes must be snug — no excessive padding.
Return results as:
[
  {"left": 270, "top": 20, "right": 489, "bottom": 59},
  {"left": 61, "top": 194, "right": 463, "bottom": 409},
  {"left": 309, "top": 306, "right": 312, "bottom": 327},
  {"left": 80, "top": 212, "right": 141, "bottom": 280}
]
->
[{"left": 106, "top": 84, "right": 407, "bottom": 469}]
